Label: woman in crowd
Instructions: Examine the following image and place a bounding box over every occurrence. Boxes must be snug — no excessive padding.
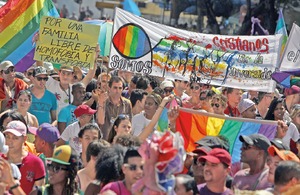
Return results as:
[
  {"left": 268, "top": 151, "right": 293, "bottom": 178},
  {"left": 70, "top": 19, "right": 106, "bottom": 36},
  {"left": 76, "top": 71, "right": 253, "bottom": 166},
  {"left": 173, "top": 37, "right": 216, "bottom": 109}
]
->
[
  {"left": 210, "top": 94, "right": 228, "bottom": 115},
  {"left": 84, "top": 145, "right": 125, "bottom": 195},
  {"left": 289, "top": 104, "right": 300, "bottom": 156},
  {"left": 108, "top": 115, "right": 132, "bottom": 143},
  {"left": 199, "top": 89, "right": 214, "bottom": 112},
  {"left": 132, "top": 93, "right": 161, "bottom": 136},
  {"left": 182, "top": 82, "right": 202, "bottom": 109},
  {"left": 77, "top": 140, "right": 110, "bottom": 194},
  {"left": 30, "top": 145, "right": 79, "bottom": 195},
  {"left": 78, "top": 123, "right": 103, "bottom": 166}
]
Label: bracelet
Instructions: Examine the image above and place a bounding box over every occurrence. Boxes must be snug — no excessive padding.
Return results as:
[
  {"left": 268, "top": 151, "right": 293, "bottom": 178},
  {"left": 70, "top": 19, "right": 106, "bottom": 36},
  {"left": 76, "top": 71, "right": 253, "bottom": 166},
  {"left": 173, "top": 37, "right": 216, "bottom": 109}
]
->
[{"left": 9, "top": 182, "right": 20, "bottom": 191}]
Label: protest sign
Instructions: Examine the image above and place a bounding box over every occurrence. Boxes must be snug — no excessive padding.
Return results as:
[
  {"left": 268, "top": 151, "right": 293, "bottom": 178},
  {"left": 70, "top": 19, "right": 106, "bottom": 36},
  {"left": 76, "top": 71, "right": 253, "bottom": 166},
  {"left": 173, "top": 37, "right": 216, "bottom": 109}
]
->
[
  {"left": 34, "top": 16, "right": 100, "bottom": 68},
  {"left": 110, "top": 8, "right": 283, "bottom": 92}
]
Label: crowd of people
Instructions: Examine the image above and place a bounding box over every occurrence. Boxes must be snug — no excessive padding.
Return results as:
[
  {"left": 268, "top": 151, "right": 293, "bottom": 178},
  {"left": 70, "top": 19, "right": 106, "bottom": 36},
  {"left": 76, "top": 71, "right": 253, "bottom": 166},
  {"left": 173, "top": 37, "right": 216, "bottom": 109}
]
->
[{"left": 0, "top": 44, "right": 300, "bottom": 194}]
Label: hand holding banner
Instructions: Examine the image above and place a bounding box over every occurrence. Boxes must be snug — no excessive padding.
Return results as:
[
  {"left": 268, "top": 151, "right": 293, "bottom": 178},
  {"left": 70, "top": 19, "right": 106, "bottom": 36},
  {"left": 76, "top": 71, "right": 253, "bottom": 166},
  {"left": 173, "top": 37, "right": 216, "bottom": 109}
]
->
[{"left": 34, "top": 16, "right": 100, "bottom": 68}]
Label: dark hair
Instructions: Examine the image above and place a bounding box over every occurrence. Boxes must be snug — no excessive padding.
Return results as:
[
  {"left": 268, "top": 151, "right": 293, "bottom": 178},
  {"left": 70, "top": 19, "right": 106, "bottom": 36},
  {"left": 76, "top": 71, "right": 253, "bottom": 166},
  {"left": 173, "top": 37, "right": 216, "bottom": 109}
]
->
[
  {"left": 136, "top": 76, "right": 150, "bottom": 90},
  {"left": 200, "top": 89, "right": 215, "bottom": 100},
  {"left": 146, "top": 75, "right": 161, "bottom": 90},
  {"left": 107, "top": 115, "right": 130, "bottom": 143},
  {"left": 86, "top": 140, "right": 110, "bottom": 163},
  {"left": 264, "top": 98, "right": 284, "bottom": 120},
  {"left": 153, "top": 87, "right": 164, "bottom": 98},
  {"left": 95, "top": 145, "right": 125, "bottom": 186},
  {"left": 226, "top": 87, "right": 237, "bottom": 94},
  {"left": 123, "top": 148, "right": 141, "bottom": 164},
  {"left": 95, "top": 65, "right": 108, "bottom": 78},
  {"left": 114, "top": 134, "right": 141, "bottom": 147},
  {"left": 0, "top": 111, "right": 28, "bottom": 133},
  {"left": 78, "top": 123, "right": 102, "bottom": 139},
  {"left": 85, "top": 79, "right": 97, "bottom": 93},
  {"left": 130, "top": 89, "right": 148, "bottom": 107},
  {"left": 275, "top": 161, "right": 300, "bottom": 186},
  {"left": 48, "top": 151, "right": 79, "bottom": 195},
  {"left": 72, "top": 82, "right": 85, "bottom": 92},
  {"left": 17, "top": 90, "right": 32, "bottom": 102},
  {"left": 108, "top": 76, "right": 124, "bottom": 88}
]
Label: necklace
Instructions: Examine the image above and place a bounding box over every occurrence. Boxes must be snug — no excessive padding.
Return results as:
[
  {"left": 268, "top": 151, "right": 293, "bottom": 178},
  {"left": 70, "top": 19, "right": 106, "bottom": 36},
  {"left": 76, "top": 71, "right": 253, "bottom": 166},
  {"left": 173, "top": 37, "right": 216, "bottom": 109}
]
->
[{"left": 59, "top": 83, "right": 70, "bottom": 104}]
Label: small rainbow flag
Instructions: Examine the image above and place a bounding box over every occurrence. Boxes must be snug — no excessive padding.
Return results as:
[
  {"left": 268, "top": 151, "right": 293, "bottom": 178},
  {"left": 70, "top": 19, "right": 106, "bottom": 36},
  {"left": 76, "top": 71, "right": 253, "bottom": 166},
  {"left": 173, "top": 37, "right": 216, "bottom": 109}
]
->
[
  {"left": 275, "top": 8, "right": 288, "bottom": 59},
  {"left": 176, "top": 108, "right": 277, "bottom": 163},
  {"left": 0, "top": 0, "right": 59, "bottom": 72}
]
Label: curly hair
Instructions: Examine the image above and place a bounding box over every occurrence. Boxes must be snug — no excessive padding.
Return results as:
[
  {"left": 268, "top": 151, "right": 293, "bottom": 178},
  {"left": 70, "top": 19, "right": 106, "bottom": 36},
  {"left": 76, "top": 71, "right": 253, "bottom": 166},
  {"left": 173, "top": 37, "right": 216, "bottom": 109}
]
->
[{"left": 95, "top": 145, "right": 125, "bottom": 186}]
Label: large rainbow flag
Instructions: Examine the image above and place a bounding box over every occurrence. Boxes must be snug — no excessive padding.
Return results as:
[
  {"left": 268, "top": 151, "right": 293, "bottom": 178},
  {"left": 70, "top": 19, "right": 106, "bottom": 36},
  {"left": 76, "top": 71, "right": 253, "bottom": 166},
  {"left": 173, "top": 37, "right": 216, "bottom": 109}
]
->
[
  {"left": 0, "top": 0, "right": 59, "bottom": 72},
  {"left": 176, "top": 108, "right": 277, "bottom": 163}
]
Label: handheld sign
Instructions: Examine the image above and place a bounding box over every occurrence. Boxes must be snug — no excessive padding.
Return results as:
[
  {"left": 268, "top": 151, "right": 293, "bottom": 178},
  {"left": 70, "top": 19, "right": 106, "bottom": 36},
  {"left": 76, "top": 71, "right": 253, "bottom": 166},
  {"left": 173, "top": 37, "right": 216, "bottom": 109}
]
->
[{"left": 34, "top": 16, "right": 100, "bottom": 68}]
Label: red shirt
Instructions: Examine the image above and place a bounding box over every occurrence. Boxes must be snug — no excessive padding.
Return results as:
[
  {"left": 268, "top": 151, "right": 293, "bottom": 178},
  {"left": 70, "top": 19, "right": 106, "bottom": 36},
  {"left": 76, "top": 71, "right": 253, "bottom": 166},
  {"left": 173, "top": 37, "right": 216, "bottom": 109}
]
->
[{"left": 224, "top": 102, "right": 240, "bottom": 117}]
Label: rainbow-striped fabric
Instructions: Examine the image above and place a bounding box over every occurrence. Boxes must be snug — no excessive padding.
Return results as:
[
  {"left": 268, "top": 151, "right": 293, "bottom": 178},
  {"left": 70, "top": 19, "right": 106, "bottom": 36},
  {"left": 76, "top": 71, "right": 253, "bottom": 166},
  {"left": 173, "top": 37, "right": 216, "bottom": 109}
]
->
[
  {"left": 0, "top": 0, "right": 59, "bottom": 72},
  {"left": 176, "top": 108, "right": 277, "bottom": 163}
]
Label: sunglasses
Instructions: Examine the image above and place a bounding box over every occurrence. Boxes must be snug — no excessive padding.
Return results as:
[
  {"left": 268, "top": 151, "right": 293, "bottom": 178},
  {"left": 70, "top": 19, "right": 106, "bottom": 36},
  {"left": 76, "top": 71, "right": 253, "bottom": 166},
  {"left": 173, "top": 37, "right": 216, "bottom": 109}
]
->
[
  {"left": 191, "top": 85, "right": 200, "bottom": 90},
  {"left": 164, "top": 88, "right": 173, "bottom": 93},
  {"left": 27, "top": 72, "right": 33, "bottom": 76},
  {"left": 124, "top": 164, "right": 143, "bottom": 171},
  {"left": 211, "top": 103, "right": 220, "bottom": 108},
  {"left": 118, "top": 114, "right": 129, "bottom": 120},
  {"left": 36, "top": 76, "right": 49, "bottom": 81},
  {"left": 47, "top": 163, "right": 68, "bottom": 173},
  {"left": 200, "top": 96, "right": 207, "bottom": 100},
  {"left": 3, "top": 68, "right": 15, "bottom": 74}
]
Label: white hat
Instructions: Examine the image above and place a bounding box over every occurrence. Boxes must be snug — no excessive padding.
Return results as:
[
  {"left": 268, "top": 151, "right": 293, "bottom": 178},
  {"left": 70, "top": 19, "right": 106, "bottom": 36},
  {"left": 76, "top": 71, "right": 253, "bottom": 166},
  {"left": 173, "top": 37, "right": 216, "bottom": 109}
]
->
[
  {"left": 0, "top": 61, "right": 14, "bottom": 71},
  {"left": 238, "top": 99, "right": 255, "bottom": 113},
  {"left": 0, "top": 132, "right": 8, "bottom": 154},
  {"left": 160, "top": 80, "right": 174, "bottom": 89}
]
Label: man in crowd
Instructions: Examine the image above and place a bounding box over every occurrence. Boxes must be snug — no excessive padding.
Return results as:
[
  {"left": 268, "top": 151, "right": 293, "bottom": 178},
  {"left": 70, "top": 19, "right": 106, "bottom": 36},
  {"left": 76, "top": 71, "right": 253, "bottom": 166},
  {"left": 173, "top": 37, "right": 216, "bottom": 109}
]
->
[
  {"left": 130, "top": 89, "right": 148, "bottom": 116},
  {"left": 28, "top": 66, "right": 57, "bottom": 125},
  {"left": 256, "top": 92, "right": 274, "bottom": 119},
  {"left": 174, "top": 79, "right": 189, "bottom": 100},
  {"left": 232, "top": 134, "right": 272, "bottom": 190},
  {"left": 160, "top": 80, "right": 174, "bottom": 98},
  {"left": 0, "top": 61, "right": 27, "bottom": 112},
  {"left": 97, "top": 76, "right": 132, "bottom": 140},
  {"left": 238, "top": 99, "right": 256, "bottom": 119},
  {"left": 224, "top": 88, "right": 242, "bottom": 117},
  {"left": 100, "top": 148, "right": 144, "bottom": 194},
  {"left": 58, "top": 82, "right": 86, "bottom": 133},
  {"left": 274, "top": 161, "right": 300, "bottom": 194},
  {"left": 198, "top": 148, "right": 233, "bottom": 194}
]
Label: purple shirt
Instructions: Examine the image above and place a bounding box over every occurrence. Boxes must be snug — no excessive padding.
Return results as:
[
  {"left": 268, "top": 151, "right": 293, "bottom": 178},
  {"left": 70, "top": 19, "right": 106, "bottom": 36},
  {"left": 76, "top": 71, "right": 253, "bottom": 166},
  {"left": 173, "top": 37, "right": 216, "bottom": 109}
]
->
[{"left": 198, "top": 183, "right": 233, "bottom": 195}]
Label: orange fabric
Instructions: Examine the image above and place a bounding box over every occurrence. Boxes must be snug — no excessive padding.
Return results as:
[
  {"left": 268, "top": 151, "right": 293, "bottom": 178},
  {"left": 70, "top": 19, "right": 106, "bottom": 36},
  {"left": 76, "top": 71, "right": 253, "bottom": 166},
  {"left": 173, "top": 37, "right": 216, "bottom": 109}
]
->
[{"left": 24, "top": 141, "right": 39, "bottom": 156}]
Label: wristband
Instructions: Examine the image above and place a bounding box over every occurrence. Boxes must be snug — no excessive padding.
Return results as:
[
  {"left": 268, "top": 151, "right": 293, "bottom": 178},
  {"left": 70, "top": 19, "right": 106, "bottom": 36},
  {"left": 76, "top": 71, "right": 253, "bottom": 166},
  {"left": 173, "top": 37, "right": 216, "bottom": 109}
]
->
[{"left": 9, "top": 182, "right": 20, "bottom": 191}]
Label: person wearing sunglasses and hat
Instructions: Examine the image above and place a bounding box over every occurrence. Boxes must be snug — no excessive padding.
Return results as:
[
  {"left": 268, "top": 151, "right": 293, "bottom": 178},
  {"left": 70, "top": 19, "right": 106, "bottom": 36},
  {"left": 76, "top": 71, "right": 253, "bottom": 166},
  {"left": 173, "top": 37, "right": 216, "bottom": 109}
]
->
[
  {"left": 30, "top": 145, "right": 79, "bottom": 195},
  {"left": 100, "top": 148, "right": 144, "bottom": 195},
  {"left": 232, "top": 134, "right": 272, "bottom": 191},
  {"left": 0, "top": 61, "right": 28, "bottom": 112},
  {"left": 28, "top": 66, "right": 57, "bottom": 125},
  {"left": 211, "top": 94, "right": 228, "bottom": 116},
  {"left": 182, "top": 82, "right": 202, "bottom": 110}
]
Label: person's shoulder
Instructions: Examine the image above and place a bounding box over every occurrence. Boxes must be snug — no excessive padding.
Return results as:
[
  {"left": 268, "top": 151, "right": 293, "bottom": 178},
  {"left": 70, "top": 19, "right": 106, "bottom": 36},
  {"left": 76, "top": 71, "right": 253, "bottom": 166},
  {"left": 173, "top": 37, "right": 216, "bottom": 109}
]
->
[{"left": 121, "top": 97, "right": 131, "bottom": 104}]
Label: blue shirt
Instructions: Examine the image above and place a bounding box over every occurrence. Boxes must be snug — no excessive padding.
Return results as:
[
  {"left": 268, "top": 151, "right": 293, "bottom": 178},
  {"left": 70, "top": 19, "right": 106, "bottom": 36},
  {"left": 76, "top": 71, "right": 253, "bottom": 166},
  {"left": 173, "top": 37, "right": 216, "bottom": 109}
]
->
[{"left": 58, "top": 104, "right": 77, "bottom": 126}]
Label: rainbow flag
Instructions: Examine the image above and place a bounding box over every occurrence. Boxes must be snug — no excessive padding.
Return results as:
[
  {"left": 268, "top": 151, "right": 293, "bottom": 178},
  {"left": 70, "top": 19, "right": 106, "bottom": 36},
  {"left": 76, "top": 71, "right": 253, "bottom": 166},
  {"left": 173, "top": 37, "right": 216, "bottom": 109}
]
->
[
  {"left": 176, "top": 108, "right": 277, "bottom": 163},
  {"left": 275, "top": 8, "right": 288, "bottom": 59},
  {"left": 0, "top": 0, "right": 59, "bottom": 72}
]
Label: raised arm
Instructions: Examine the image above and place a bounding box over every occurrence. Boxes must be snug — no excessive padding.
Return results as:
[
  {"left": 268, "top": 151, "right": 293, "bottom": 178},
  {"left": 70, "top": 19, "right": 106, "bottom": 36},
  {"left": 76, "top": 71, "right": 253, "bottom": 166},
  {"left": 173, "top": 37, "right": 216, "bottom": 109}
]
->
[{"left": 81, "top": 44, "right": 100, "bottom": 86}]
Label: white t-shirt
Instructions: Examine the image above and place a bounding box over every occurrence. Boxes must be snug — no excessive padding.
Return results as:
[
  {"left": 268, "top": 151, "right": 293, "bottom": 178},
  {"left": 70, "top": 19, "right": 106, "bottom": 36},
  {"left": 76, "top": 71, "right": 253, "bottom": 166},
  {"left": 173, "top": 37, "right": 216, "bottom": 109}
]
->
[
  {"left": 46, "top": 76, "right": 73, "bottom": 115},
  {"left": 132, "top": 111, "right": 157, "bottom": 136},
  {"left": 60, "top": 122, "right": 82, "bottom": 155},
  {"left": 283, "top": 122, "right": 299, "bottom": 146}
]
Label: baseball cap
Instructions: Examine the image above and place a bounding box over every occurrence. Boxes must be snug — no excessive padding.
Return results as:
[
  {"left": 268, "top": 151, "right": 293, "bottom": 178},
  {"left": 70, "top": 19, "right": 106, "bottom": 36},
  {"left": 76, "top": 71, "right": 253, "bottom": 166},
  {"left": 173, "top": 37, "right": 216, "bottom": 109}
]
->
[
  {"left": 238, "top": 99, "right": 255, "bottom": 114},
  {"left": 74, "top": 104, "right": 97, "bottom": 118},
  {"left": 195, "top": 136, "right": 230, "bottom": 152},
  {"left": 239, "top": 134, "right": 271, "bottom": 152},
  {"left": 268, "top": 145, "right": 299, "bottom": 162},
  {"left": 160, "top": 80, "right": 174, "bottom": 89},
  {"left": 192, "top": 146, "right": 211, "bottom": 156},
  {"left": 3, "top": 121, "right": 27, "bottom": 136},
  {"left": 198, "top": 148, "right": 232, "bottom": 166},
  {"left": 33, "top": 123, "right": 60, "bottom": 144},
  {"left": 0, "top": 132, "right": 8, "bottom": 154},
  {"left": 284, "top": 85, "right": 300, "bottom": 96},
  {"left": 46, "top": 145, "right": 72, "bottom": 165},
  {"left": 43, "top": 62, "right": 54, "bottom": 73},
  {"left": 271, "top": 138, "right": 290, "bottom": 150},
  {"left": 0, "top": 61, "right": 14, "bottom": 71},
  {"left": 60, "top": 65, "right": 73, "bottom": 72},
  {"left": 34, "top": 66, "right": 48, "bottom": 76}
]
